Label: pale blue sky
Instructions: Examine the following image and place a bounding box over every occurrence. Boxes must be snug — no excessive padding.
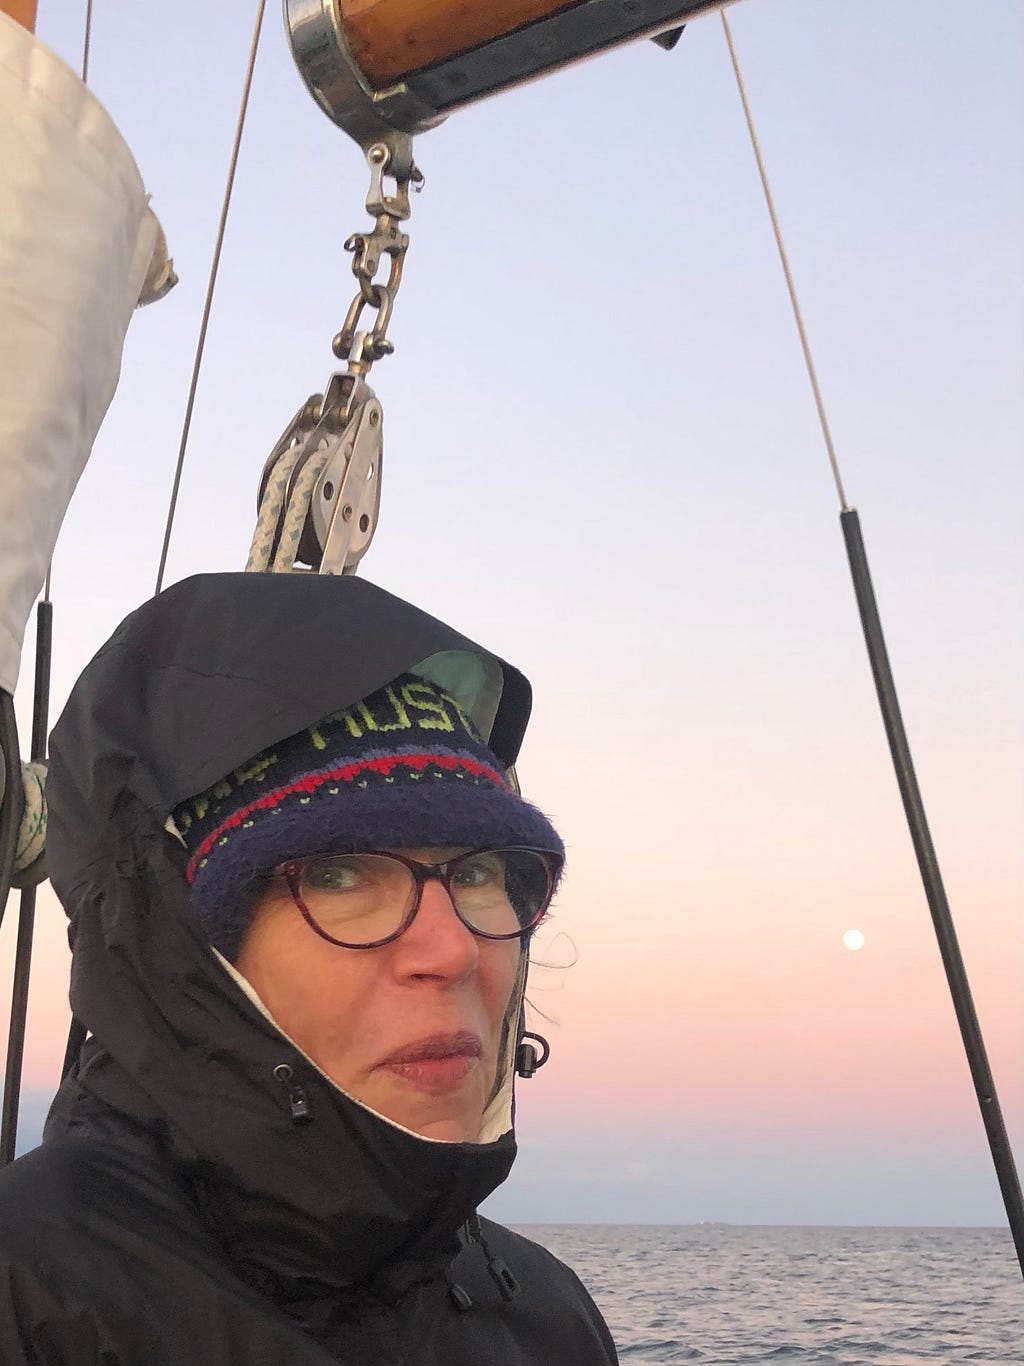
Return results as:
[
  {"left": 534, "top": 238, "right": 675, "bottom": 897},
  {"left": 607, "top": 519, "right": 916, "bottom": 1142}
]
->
[{"left": 3, "top": 0, "right": 1021, "bottom": 1226}]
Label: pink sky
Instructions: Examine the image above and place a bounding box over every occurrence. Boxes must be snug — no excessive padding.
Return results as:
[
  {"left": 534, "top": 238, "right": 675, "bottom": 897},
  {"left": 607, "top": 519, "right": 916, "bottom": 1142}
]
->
[{"left": 1, "top": 0, "right": 1020, "bottom": 1226}]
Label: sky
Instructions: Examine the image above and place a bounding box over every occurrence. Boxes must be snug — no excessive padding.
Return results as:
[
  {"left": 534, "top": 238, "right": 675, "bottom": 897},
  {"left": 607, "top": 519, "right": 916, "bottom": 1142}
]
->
[{"left": 0, "top": 0, "right": 1021, "bottom": 1227}]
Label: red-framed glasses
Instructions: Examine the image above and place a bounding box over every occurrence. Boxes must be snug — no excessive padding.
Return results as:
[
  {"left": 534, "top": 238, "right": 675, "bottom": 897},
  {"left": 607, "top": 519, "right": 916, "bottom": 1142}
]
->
[{"left": 274, "top": 847, "right": 562, "bottom": 949}]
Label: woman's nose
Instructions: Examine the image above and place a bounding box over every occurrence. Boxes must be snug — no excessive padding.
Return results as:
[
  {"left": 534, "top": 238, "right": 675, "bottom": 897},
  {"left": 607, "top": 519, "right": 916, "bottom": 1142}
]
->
[{"left": 395, "top": 876, "right": 480, "bottom": 980}]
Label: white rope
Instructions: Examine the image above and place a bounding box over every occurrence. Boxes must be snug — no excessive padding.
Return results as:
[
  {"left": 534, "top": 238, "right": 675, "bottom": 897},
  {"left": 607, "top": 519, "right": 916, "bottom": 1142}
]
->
[
  {"left": 245, "top": 444, "right": 334, "bottom": 574},
  {"left": 270, "top": 447, "right": 331, "bottom": 573},
  {"left": 245, "top": 445, "right": 304, "bottom": 572},
  {"left": 720, "top": 8, "right": 850, "bottom": 512},
  {"left": 155, "top": 0, "right": 268, "bottom": 595}
]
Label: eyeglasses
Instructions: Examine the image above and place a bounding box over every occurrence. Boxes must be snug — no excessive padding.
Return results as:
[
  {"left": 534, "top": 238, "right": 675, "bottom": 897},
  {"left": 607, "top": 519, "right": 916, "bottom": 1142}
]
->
[{"left": 274, "top": 848, "right": 562, "bottom": 950}]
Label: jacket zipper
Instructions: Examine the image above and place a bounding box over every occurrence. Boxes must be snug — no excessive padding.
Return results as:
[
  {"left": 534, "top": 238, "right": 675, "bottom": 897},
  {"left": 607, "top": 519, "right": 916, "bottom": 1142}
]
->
[{"left": 273, "top": 1062, "right": 311, "bottom": 1124}]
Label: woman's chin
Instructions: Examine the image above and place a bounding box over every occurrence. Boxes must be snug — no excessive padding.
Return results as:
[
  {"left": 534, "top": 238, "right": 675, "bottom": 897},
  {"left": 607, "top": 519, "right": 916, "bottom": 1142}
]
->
[
  {"left": 358, "top": 1079, "right": 484, "bottom": 1144},
  {"left": 411, "top": 1114, "right": 479, "bottom": 1143}
]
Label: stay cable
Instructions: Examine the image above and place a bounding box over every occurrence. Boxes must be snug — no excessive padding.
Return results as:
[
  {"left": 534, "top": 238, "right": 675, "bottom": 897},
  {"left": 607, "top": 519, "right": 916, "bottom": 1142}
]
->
[{"left": 719, "top": 6, "right": 1024, "bottom": 1277}]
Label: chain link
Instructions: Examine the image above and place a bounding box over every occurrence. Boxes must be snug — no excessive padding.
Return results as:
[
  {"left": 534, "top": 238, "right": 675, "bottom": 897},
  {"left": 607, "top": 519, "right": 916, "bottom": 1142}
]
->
[{"left": 332, "top": 142, "right": 423, "bottom": 376}]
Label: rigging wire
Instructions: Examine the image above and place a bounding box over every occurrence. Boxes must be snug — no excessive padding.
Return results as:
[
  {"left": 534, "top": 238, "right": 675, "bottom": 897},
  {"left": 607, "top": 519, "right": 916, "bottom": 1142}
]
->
[
  {"left": 154, "top": 0, "right": 268, "bottom": 596},
  {"left": 719, "top": 8, "right": 1024, "bottom": 1275},
  {"left": 719, "top": 8, "right": 848, "bottom": 512},
  {"left": 81, "top": 0, "right": 93, "bottom": 85}
]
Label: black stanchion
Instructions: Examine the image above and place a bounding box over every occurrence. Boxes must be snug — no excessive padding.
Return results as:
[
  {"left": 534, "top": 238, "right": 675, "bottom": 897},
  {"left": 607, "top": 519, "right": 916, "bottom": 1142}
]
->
[
  {"left": 0, "top": 600, "right": 53, "bottom": 1167},
  {"left": 840, "top": 509, "right": 1024, "bottom": 1277}
]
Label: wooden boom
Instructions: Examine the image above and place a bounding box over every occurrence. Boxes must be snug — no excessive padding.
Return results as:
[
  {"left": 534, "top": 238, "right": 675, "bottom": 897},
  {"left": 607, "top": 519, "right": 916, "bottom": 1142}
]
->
[
  {"left": 0, "top": 0, "right": 37, "bottom": 31},
  {"left": 342, "top": 0, "right": 583, "bottom": 87}
]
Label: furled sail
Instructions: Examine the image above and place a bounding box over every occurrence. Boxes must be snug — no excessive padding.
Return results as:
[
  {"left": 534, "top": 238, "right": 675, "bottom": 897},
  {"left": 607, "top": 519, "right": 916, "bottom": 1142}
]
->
[{"left": 0, "top": 13, "right": 172, "bottom": 695}]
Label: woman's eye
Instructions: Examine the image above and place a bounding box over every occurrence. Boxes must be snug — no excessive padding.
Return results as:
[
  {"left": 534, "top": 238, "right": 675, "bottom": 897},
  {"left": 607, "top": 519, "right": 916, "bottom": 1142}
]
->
[
  {"left": 454, "top": 855, "right": 504, "bottom": 888},
  {"left": 306, "top": 860, "right": 361, "bottom": 892}
]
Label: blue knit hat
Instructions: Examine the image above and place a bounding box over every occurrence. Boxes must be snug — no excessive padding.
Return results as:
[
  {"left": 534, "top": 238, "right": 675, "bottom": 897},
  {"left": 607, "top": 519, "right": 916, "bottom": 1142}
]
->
[{"left": 173, "top": 672, "right": 563, "bottom": 959}]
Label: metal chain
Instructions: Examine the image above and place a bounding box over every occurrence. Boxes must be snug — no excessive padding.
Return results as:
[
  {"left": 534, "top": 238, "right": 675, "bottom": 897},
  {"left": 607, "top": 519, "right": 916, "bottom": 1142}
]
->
[
  {"left": 245, "top": 140, "right": 420, "bottom": 578},
  {"left": 331, "top": 141, "right": 423, "bottom": 380}
]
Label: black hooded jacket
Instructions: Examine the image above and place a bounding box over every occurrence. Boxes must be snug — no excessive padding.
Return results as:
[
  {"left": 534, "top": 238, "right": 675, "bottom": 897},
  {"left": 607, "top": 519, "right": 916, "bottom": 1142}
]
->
[{"left": 0, "top": 574, "right": 618, "bottom": 1365}]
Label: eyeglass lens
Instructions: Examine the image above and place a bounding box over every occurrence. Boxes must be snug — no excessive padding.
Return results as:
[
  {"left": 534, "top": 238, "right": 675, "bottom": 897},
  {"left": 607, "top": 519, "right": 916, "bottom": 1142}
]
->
[{"left": 293, "top": 849, "right": 553, "bottom": 946}]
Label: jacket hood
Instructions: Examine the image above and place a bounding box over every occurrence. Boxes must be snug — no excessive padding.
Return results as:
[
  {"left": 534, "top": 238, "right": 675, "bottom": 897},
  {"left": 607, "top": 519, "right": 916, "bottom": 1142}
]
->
[{"left": 44, "top": 573, "right": 536, "bottom": 1293}]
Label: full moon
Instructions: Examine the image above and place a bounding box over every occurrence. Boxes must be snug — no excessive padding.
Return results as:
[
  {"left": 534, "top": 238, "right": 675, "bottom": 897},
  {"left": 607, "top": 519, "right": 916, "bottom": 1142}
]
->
[{"left": 842, "top": 929, "right": 865, "bottom": 951}]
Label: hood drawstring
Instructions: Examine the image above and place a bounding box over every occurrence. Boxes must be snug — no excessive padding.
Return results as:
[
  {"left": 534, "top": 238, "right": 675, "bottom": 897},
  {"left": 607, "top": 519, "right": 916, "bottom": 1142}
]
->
[
  {"left": 273, "top": 1062, "right": 311, "bottom": 1124},
  {"left": 514, "top": 1029, "right": 550, "bottom": 1079},
  {"left": 466, "top": 1212, "right": 520, "bottom": 1302}
]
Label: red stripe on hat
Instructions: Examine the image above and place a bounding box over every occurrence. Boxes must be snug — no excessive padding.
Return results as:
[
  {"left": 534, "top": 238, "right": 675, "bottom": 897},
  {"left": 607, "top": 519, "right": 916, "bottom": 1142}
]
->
[{"left": 185, "top": 752, "right": 508, "bottom": 880}]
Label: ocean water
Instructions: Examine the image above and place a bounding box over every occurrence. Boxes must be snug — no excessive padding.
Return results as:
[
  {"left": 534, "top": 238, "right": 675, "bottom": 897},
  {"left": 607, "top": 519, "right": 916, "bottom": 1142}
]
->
[{"left": 516, "top": 1225, "right": 1023, "bottom": 1365}]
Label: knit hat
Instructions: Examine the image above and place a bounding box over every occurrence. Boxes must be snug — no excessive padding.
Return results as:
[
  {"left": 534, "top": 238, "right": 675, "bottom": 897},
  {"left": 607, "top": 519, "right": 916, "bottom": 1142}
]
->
[{"left": 172, "top": 672, "right": 563, "bottom": 960}]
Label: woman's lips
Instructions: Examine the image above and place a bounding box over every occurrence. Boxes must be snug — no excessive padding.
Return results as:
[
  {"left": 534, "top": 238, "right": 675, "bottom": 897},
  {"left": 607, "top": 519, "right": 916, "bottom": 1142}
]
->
[
  {"left": 383, "top": 1055, "right": 478, "bottom": 1091},
  {"left": 378, "top": 1031, "right": 483, "bottom": 1093}
]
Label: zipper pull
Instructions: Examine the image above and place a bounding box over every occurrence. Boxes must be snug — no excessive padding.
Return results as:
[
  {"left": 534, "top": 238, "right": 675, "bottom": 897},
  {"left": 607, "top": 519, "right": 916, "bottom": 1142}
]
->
[
  {"left": 465, "top": 1213, "right": 520, "bottom": 1301},
  {"left": 273, "top": 1062, "right": 311, "bottom": 1124}
]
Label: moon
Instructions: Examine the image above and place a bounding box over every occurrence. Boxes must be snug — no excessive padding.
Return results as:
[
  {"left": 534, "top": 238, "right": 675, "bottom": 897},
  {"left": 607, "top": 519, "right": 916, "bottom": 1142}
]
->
[{"left": 842, "top": 929, "right": 866, "bottom": 951}]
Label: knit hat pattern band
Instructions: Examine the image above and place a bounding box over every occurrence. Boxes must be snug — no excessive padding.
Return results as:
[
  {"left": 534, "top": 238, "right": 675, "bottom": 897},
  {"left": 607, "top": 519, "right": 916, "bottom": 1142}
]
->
[{"left": 173, "top": 673, "right": 562, "bottom": 959}]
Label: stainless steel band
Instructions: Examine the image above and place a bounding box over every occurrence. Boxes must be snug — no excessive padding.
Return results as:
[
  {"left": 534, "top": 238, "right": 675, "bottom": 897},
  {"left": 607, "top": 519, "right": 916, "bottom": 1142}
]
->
[
  {"left": 285, "top": 0, "right": 706, "bottom": 151},
  {"left": 284, "top": 0, "right": 441, "bottom": 170}
]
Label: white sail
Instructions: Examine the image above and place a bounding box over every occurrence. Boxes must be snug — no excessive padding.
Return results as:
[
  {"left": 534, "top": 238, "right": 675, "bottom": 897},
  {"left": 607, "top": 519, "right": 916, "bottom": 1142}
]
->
[{"left": 0, "top": 13, "right": 170, "bottom": 694}]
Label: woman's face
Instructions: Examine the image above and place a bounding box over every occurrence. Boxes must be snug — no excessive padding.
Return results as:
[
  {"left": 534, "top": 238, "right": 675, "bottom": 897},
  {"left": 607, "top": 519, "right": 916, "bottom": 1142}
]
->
[{"left": 234, "top": 848, "right": 522, "bottom": 1143}]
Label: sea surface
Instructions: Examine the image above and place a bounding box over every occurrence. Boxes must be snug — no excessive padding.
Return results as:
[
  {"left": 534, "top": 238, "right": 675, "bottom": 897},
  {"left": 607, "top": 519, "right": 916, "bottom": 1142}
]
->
[{"left": 515, "top": 1225, "right": 1023, "bottom": 1365}]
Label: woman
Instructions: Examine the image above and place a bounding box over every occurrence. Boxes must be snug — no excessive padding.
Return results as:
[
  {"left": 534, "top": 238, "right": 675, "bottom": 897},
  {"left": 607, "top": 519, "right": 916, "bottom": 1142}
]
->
[{"left": 0, "top": 570, "right": 619, "bottom": 1364}]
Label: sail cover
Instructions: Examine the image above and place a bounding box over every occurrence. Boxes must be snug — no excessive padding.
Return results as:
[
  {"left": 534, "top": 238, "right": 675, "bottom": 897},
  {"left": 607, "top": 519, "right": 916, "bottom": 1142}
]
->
[{"left": 0, "top": 15, "right": 168, "bottom": 694}]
